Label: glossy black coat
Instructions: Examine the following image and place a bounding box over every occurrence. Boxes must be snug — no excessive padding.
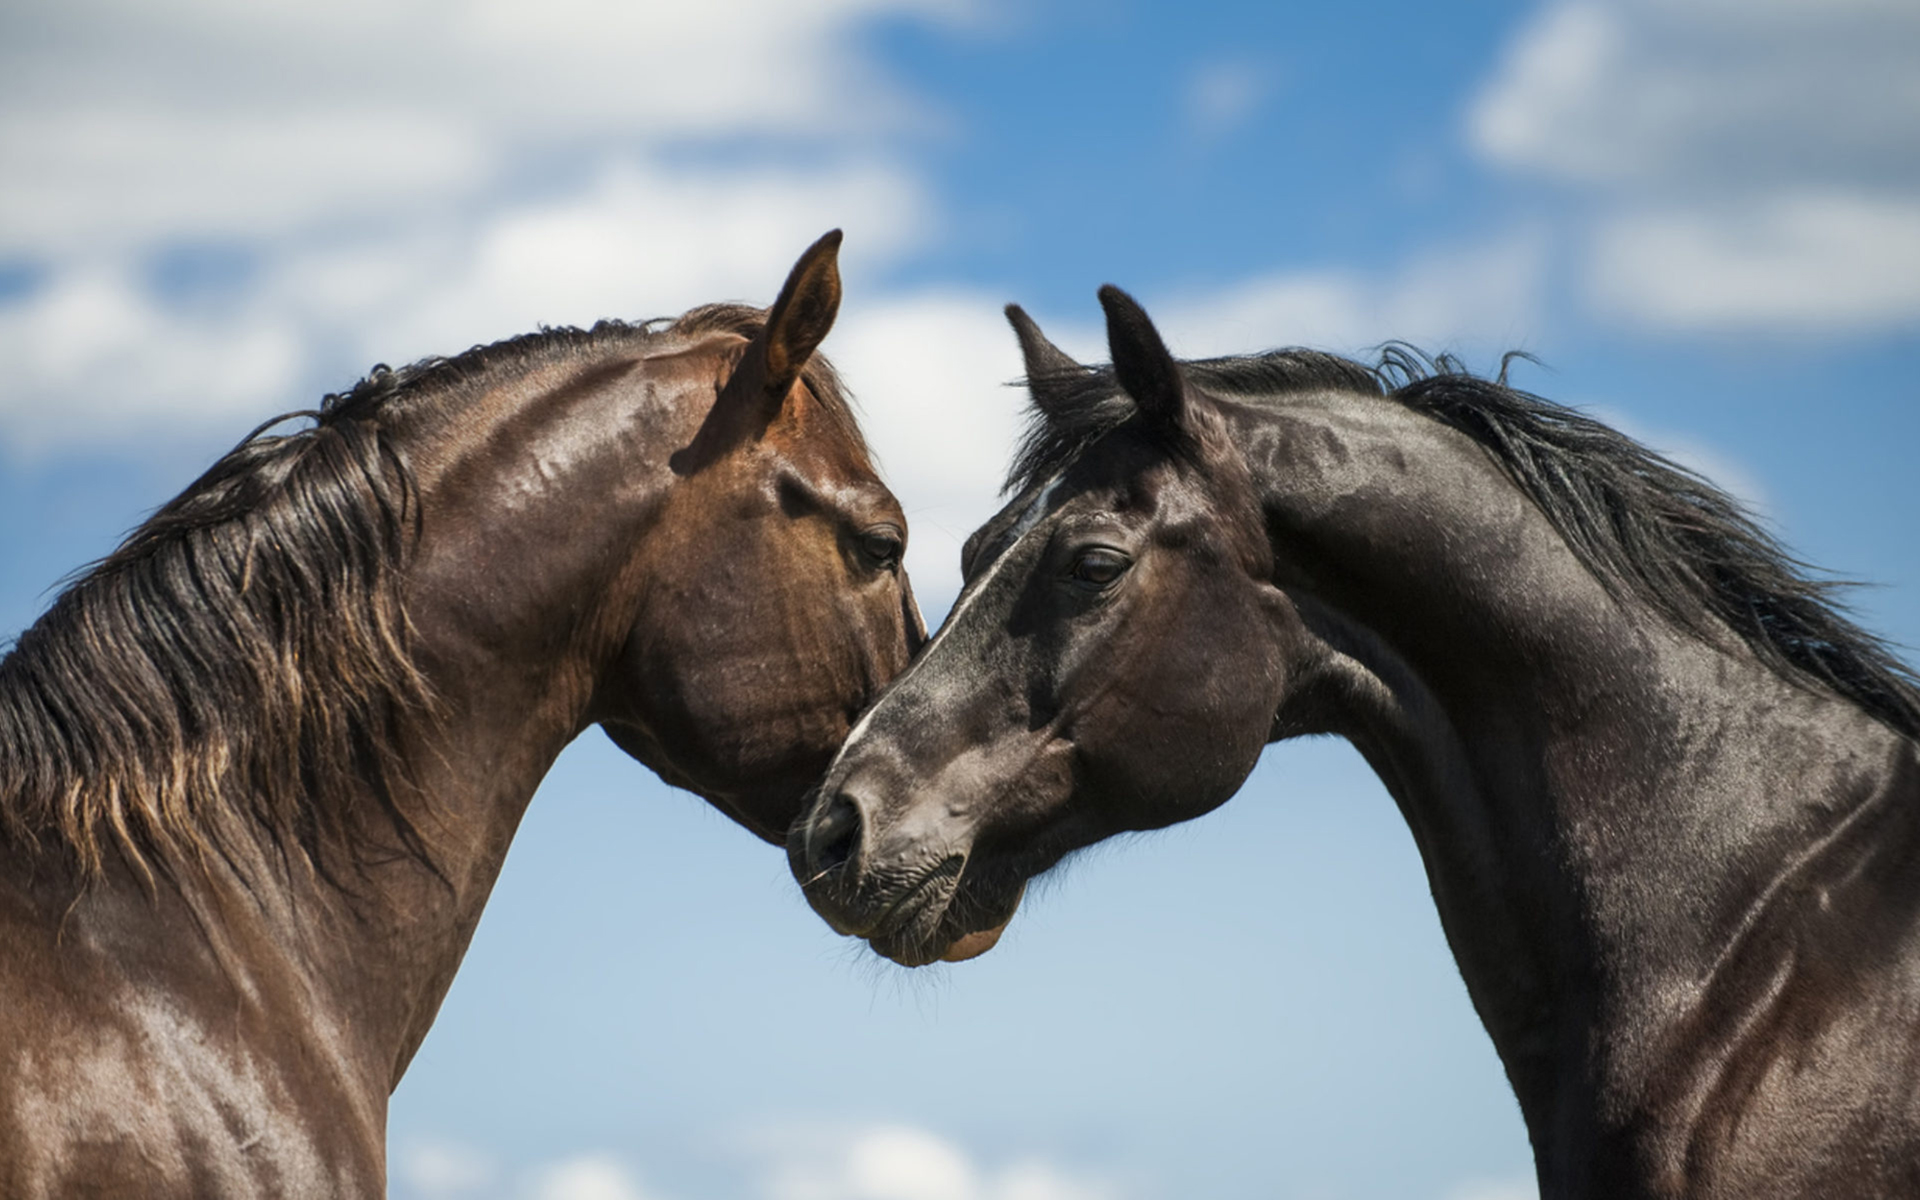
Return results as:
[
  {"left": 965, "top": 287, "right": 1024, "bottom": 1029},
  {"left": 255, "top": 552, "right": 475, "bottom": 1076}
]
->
[{"left": 794, "top": 288, "right": 1920, "bottom": 1198}]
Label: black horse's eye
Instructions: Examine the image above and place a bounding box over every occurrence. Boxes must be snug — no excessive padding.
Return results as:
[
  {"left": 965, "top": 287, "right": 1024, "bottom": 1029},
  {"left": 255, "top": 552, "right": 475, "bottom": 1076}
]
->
[
  {"left": 1069, "top": 547, "right": 1131, "bottom": 590},
  {"left": 858, "top": 526, "right": 903, "bottom": 570}
]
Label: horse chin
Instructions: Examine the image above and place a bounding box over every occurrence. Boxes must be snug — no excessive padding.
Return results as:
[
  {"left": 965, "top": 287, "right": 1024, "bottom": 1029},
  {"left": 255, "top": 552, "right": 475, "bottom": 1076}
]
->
[
  {"left": 939, "top": 918, "right": 1011, "bottom": 962},
  {"left": 870, "top": 884, "right": 1026, "bottom": 967}
]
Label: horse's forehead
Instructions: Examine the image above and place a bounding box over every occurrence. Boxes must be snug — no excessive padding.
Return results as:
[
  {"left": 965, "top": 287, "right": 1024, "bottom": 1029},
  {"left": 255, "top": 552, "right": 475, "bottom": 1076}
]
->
[
  {"left": 967, "top": 427, "right": 1239, "bottom": 582},
  {"left": 1035, "top": 453, "right": 1192, "bottom": 525},
  {"left": 1009, "top": 474, "right": 1069, "bottom": 538},
  {"left": 762, "top": 400, "right": 889, "bottom": 514},
  {"left": 965, "top": 474, "right": 1071, "bottom": 577}
]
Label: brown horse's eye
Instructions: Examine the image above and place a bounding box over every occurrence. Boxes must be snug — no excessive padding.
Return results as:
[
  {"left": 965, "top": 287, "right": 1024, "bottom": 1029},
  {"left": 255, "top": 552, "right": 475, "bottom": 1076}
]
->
[
  {"left": 1069, "top": 547, "right": 1131, "bottom": 590},
  {"left": 858, "top": 527, "right": 903, "bottom": 571}
]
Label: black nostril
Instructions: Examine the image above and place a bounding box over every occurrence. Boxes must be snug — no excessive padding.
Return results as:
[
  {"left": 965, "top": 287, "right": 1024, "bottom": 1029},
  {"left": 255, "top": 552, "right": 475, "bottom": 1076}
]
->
[{"left": 807, "top": 793, "right": 863, "bottom": 880}]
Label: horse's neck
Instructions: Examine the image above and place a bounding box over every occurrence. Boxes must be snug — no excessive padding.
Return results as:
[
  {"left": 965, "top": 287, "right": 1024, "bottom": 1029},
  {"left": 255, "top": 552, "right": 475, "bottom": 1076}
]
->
[
  {"left": 171, "top": 350, "right": 697, "bottom": 1087},
  {"left": 57, "top": 573, "right": 610, "bottom": 1099},
  {"left": 348, "top": 695, "right": 588, "bottom": 1084},
  {"left": 1390, "top": 633, "right": 1919, "bottom": 1192},
  {"left": 1247, "top": 396, "right": 1920, "bottom": 1180},
  {"left": 335, "top": 356, "right": 691, "bottom": 1081}
]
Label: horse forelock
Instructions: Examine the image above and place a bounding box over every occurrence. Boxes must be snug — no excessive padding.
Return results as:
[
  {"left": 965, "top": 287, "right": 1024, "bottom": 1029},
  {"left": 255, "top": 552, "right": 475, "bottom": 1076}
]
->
[
  {"left": 0, "top": 302, "right": 867, "bottom": 884},
  {"left": 1005, "top": 348, "right": 1378, "bottom": 498}
]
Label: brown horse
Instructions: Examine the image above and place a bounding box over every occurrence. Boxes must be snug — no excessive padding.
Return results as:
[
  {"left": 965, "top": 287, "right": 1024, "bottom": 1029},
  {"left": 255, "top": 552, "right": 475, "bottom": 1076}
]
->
[
  {"left": 793, "top": 286, "right": 1920, "bottom": 1197},
  {"left": 0, "top": 232, "right": 920, "bottom": 1198}
]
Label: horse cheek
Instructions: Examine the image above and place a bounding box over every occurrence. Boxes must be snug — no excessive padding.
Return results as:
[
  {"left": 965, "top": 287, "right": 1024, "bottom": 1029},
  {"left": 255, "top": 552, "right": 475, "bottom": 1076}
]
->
[{"left": 1102, "top": 584, "right": 1276, "bottom": 830}]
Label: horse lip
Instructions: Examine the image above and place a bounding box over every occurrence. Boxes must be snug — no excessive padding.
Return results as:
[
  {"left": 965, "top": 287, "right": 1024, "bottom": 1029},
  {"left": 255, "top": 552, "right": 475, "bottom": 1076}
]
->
[{"left": 865, "top": 855, "right": 965, "bottom": 944}]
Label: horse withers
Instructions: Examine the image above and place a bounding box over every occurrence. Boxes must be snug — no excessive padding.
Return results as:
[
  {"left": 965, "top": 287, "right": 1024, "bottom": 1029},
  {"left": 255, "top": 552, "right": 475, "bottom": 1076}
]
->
[
  {"left": 791, "top": 286, "right": 1920, "bottom": 1197},
  {"left": 0, "top": 232, "right": 921, "bottom": 1198}
]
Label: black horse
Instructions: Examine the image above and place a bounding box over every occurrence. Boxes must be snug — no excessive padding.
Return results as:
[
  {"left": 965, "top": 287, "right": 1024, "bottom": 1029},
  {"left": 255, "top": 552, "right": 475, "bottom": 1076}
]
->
[
  {"left": 0, "top": 233, "right": 921, "bottom": 1197},
  {"left": 792, "top": 286, "right": 1920, "bottom": 1197}
]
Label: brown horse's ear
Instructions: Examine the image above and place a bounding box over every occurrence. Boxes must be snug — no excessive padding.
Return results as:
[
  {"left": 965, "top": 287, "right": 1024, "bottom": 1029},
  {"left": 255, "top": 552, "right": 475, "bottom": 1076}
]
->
[
  {"left": 1097, "top": 284, "right": 1187, "bottom": 438},
  {"left": 673, "top": 231, "right": 844, "bottom": 473},
  {"left": 1005, "top": 303, "right": 1088, "bottom": 417},
  {"left": 762, "top": 228, "right": 843, "bottom": 402}
]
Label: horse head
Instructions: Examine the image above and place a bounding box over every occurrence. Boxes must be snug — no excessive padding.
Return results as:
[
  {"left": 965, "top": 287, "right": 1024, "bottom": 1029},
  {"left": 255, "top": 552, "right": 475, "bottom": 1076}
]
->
[
  {"left": 789, "top": 286, "right": 1304, "bottom": 963},
  {"left": 577, "top": 231, "right": 927, "bottom": 841}
]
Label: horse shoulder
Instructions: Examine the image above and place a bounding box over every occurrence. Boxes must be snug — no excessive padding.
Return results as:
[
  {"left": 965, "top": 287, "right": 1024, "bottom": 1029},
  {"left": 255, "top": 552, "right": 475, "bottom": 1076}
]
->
[
  {"left": 1658, "top": 735, "right": 1920, "bottom": 1194},
  {"left": 0, "top": 871, "right": 384, "bottom": 1198}
]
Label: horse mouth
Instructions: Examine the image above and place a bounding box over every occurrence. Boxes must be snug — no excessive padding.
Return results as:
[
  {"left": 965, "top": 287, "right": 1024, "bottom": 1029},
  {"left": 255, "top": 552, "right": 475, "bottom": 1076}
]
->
[
  {"left": 865, "top": 857, "right": 965, "bottom": 965},
  {"left": 865, "top": 861, "right": 1025, "bottom": 968}
]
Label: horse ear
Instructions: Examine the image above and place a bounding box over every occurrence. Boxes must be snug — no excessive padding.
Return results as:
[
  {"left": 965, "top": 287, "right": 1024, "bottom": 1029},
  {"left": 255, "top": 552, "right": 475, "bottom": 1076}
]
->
[
  {"left": 1097, "top": 284, "right": 1186, "bottom": 435},
  {"left": 1005, "top": 303, "right": 1087, "bottom": 417},
  {"left": 761, "top": 228, "right": 844, "bottom": 401},
  {"left": 674, "top": 232, "right": 843, "bottom": 472}
]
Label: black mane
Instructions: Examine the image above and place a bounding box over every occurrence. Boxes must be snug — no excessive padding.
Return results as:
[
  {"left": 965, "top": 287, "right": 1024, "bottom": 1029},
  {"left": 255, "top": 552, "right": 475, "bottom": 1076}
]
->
[
  {"left": 1007, "top": 348, "right": 1380, "bottom": 491},
  {"left": 1012, "top": 345, "right": 1920, "bottom": 741},
  {"left": 0, "top": 304, "right": 859, "bottom": 880}
]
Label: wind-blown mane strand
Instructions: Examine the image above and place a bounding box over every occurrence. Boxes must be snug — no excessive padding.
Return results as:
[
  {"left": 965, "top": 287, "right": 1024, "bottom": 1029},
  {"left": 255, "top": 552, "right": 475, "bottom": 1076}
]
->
[
  {"left": 1382, "top": 359, "right": 1920, "bottom": 741},
  {"left": 0, "top": 407, "right": 433, "bottom": 882}
]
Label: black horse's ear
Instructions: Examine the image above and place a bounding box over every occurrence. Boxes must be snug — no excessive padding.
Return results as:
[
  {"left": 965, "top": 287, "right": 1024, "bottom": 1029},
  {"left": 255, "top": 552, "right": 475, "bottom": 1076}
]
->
[
  {"left": 1098, "top": 284, "right": 1186, "bottom": 436},
  {"left": 762, "top": 229, "right": 843, "bottom": 400},
  {"left": 1005, "top": 303, "right": 1087, "bottom": 417}
]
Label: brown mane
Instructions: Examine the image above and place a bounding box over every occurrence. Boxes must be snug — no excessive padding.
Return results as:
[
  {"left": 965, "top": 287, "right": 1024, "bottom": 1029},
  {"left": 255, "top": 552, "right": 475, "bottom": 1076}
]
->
[{"left": 0, "top": 304, "right": 859, "bottom": 882}]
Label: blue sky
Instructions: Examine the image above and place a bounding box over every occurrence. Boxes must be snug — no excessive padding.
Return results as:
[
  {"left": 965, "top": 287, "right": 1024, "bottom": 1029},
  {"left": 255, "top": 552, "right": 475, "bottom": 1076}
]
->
[{"left": 2, "top": 2, "right": 1916, "bottom": 1199}]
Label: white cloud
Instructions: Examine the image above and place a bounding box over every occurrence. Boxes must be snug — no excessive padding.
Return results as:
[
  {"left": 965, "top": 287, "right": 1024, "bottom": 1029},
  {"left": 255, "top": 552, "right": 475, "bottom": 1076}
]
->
[
  {"left": 0, "top": 155, "right": 930, "bottom": 455},
  {"left": 0, "top": 0, "right": 957, "bottom": 454},
  {"left": 0, "top": 109, "right": 489, "bottom": 253},
  {"left": 321, "top": 156, "right": 930, "bottom": 366},
  {"left": 0, "top": 0, "right": 967, "bottom": 256},
  {"left": 1469, "top": 0, "right": 1920, "bottom": 189},
  {"left": 747, "top": 1122, "right": 1121, "bottom": 1200},
  {"left": 989, "top": 1161, "right": 1115, "bottom": 1200},
  {"left": 398, "top": 1139, "right": 498, "bottom": 1198},
  {"left": 1183, "top": 61, "right": 1271, "bottom": 142},
  {"left": 839, "top": 1126, "right": 976, "bottom": 1200},
  {"left": 390, "top": 1129, "right": 1114, "bottom": 1200},
  {"left": 1155, "top": 232, "right": 1547, "bottom": 361},
  {"left": 1466, "top": 0, "right": 1920, "bottom": 334},
  {"left": 531, "top": 1155, "right": 660, "bottom": 1200},
  {"left": 830, "top": 291, "right": 1034, "bottom": 603},
  {"left": 1467, "top": 3, "right": 1623, "bottom": 182},
  {"left": 0, "top": 263, "right": 305, "bottom": 453},
  {"left": 1588, "top": 193, "right": 1920, "bottom": 333}
]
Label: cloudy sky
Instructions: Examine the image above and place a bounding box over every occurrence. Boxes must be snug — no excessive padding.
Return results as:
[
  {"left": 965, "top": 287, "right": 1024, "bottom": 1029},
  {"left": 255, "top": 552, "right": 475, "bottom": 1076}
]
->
[{"left": 2, "top": 2, "right": 1916, "bottom": 1198}]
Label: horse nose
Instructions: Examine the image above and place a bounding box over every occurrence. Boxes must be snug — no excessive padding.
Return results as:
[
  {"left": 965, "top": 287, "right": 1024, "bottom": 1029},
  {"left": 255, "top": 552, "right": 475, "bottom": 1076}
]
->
[{"left": 799, "top": 788, "right": 866, "bottom": 886}]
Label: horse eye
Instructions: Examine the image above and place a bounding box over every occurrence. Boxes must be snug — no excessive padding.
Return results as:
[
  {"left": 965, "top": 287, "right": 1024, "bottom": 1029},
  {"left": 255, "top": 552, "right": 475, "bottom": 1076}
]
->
[
  {"left": 1069, "top": 548, "right": 1131, "bottom": 590},
  {"left": 858, "top": 527, "right": 903, "bottom": 570}
]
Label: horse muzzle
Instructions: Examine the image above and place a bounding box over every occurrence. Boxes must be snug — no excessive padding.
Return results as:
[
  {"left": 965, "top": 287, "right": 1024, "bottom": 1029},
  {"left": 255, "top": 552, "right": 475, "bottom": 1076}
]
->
[{"left": 788, "top": 779, "right": 1021, "bottom": 965}]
